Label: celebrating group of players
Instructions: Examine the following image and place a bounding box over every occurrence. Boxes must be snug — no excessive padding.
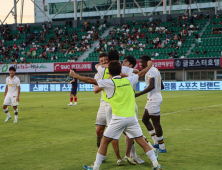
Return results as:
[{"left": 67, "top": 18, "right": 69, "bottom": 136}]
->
[
  {"left": 69, "top": 49, "right": 166, "bottom": 170},
  {"left": 2, "top": 48, "right": 166, "bottom": 170}
]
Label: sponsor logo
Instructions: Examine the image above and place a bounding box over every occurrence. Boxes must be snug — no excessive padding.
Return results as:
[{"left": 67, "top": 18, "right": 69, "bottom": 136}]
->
[
  {"left": 54, "top": 64, "right": 60, "bottom": 70},
  {"left": 175, "top": 60, "right": 181, "bottom": 68},
  {"left": 39, "top": 64, "right": 47, "bottom": 69},
  {"left": 2, "top": 65, "right": 8, "bottom": 73}
]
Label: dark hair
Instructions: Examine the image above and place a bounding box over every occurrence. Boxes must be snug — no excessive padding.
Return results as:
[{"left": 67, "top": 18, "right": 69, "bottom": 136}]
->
[
  {"left": 108, "top": 61, "right": 121, "bottom": 76},
  {"left": 108, "top": 49, "right": 119, "bottom": 62},
  {"left": 123, "top": 55, "right": 137, "bottom": 68},
  {"left": 72, "top": 69, "right": 77, "bottom": 73},
  {"left": 140, "top": 55, "right": 151, "bottom": 62},
  {"left": 9, "top": 66, "right": 16, "bottom": 72},
  {"left": 98, "top": 52, "right": 108, "bottom": 59}
]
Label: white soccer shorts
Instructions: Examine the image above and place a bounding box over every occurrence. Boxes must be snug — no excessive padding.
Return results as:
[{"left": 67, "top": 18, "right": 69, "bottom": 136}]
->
[
  {"left": 3, "top": 95, "right": 19, "bottom": 106},
  {"left": 145, "top": 100, "right": 162, "bottom": 116},
  {"left": 103, "top": 115, "right": 143, "bottom": 140},
  {"left": 135, "top": 103, "right": 138, "bottom": 118},
  {"left": 105, "top": 102, "right": 112, "bottom": 126},
  {"left": 95, "top": 100, "right": 107, "bottom": 126}
]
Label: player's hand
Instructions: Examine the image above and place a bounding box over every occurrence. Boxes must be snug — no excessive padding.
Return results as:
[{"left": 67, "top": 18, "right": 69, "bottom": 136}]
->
[
  {"left": 16, "top": 96, "right": 19, "bottom": 102},
  {"left": 69, "top": 70, "right": 75, "bottom": 77},
  {"left": 4, "top": 95, "right": 6, "bottom": 99},
  {"left": 135, "top": 93, "right": 140, "bottom": 98}
]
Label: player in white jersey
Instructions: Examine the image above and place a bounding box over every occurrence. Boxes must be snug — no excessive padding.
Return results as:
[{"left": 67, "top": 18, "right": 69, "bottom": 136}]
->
[
  {"left": 93, "top": 53, "right": 109, "bottom": 149},
  {"left": 69, "top": 61, "right": 162, "bottom": 170},
  {"left": 3, "top": 66, "right": 20, "bottom": 123},
  {"left": 135, "top": 55, "right": 167, "bottom": 153}
]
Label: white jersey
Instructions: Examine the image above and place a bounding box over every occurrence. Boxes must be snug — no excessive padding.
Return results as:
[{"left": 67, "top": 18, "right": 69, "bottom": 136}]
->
[
  {"left": 145, "top": 67, "right": 162, "bottom": 101},
  {"left": 6, "top": 76, "right": 20, "bottom": 96},
  {"left": 97, "top": 65, "right": 134, "bottom": 78},
  {"left": 94, "top": 73, "right": 103, "bottom": 101}
]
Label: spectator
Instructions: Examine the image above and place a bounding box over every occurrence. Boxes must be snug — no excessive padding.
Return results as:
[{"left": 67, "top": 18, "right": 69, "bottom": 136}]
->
[
  {"left": 180, "top": 54, "right": 185, "bottom": 59},
  {"left": 195, "top": 50, "right": 199, "bottom": 55},
  {"left": 203, "top": 49, "right": 207, "bottom": 54},
  {"left": 155, "top": 52, "right": 159, "bottom": 56},
  {"left": 149, "top": 16, "right": 153, "bottom": 23},
  {"left": 177, "top": 40, "right": 182, "bottom": 48},
  {"left": 174, "top": 51, "right": 178, "bottom": 58}
]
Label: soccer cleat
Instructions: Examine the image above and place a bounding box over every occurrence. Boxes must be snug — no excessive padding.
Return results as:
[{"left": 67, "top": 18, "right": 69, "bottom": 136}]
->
[
  {"left": 124, "top": 156, "right": 137, "bottom": 165},
  {"left": 153, "top": 164, "right": 162, "bottom": 170},
  {"left": 83, "top": 165, "right": 93, "bottom": 170},
  {"left": 13, "top": 119, "right": 17, "bottom": 123},
  {"left": 132, "top": 154, "right": 145, "bottom": 164},
  {"left": 116, "top": 159, "right": 124, "bottom": 166},
  {"left": 73, "top": 103, "right": 77, "bottom": 106},
  {"left": 67, "top": 103, "right": 73, "bottom": 106},
  {"left": 159, "top": 148, "right": 167, "bottom": 153},
  {"left": 5, "top": 116, "right": 11, "bottom": 122},
  {"left": 154, "top": 148, "right": 159, "bottom": 160},
  {"left": 153, "top": 144, "right": 159, "bottom": 148}
]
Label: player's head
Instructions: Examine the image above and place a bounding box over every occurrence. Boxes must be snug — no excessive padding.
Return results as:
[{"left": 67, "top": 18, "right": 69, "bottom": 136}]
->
[
  {"left": 139, "top": 55, "right": 151, "bottom": 69},
  {"left": 108, "top": 61, "right": 121, "bottom": 77},
  {"left": 122, "top": 55, "right": 137, "bottom": 68},
  {"left": 98, "top": 52, "right": 108, "bottom": 65},
  {"left": 108, "top": 49, "right": 119, "bottom": 62},
  {"left": 9, "top": 66, "right": 16, "bottom": 77},
  {"left": 72, "top": 69, "right": 77, "bottom": 73}
]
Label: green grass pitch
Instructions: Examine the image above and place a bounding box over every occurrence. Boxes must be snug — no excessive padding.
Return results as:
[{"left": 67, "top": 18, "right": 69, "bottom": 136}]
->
[{"left": 0, "top": 91, "right": 222, "bottom": 170}]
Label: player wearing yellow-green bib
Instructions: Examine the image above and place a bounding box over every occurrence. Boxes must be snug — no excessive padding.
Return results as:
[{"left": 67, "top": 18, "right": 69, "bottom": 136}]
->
[{"left": 70, "top": 61, "right": 162, "bottom": 170}]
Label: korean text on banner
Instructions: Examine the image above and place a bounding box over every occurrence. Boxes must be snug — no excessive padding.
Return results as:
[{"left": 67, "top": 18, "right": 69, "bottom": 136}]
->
[
  {"left": 54, "top": 62, "right": 92, "bottom": 72},
  {"left": 135, "top": 59, "right": 174, "bottom": 70}
]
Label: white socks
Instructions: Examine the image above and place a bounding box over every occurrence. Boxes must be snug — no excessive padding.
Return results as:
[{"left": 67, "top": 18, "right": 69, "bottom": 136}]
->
[
  {"left": 94, "top": 152, "right": 106, "bottom": 170},
  {"left": 156, "top": 136, "right": 165, "bottom": 150},
  {"left": 4, "top": 108, "right": 10, "bottom": 117},
  {"left": 131, "top": 143, "right": 136, "bottom": 157},
  {"left": 15, "top": 115, "right": 18, "bottom": 119},
  {"left": 149, "top": 130, "right": 158, "bottom": 145},
  {"left": 146, "top": 150, "right": 159, "bottom": 167}
]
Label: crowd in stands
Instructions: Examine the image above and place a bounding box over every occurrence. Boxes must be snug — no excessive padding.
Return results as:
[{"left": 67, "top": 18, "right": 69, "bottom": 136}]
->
[
  {"left": 0, "top": 19, "right": 109, "bottom": 64},
  {"left": 92, "top": 12, "right": 222, "bottom": 60}
]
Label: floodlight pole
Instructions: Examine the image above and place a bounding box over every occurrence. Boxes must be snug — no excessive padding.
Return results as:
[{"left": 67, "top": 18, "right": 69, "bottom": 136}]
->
[
  {"left": 148, "top": 0, "right": 163, "bottom": 16},
  {"left": 20, "top": 0, "right": 24, "bottom": 24},
  {"left": 189, "top": 0, "right": 191, "bottom": 17},
  {"left": 218, "top": 0, "right": 220, "bottom": 10},
  {"left": 103, "top": 0, "right": 117, "bottom": 19},
  {"left": 2, "top": 0, "right": 19, "bottom": 24},
  {"left": 117, "top": 0, "right": 120, "bottom": 17},
  {"left": 163, "top": 0, "right": 167, "bottom": 14},
  {"left": 123, "top": 0, "right": 126, "bottom": 17},
  {"left": 30, "top": 0, "right": 51, "bottom": 21},
  {"left": 80, "top": 0, "right": 83, "bottom": 20},
  {"left": 133, "top": 0, "right": 146, "bottom": 16},
  {"left": 74, "top": 0, "right": 77, "bottom": 20},
  {"left": 193, "top": 0, "right": 201, "bottom": 12},
  {"left": 52, "top": 0, "right": 71, "bottom": 19},
  {"left": 215, "top": 1, "right": 217, "bottom": 15},
  {"left": 14, "top": 0, "right": 17, "bottom": 26},
  {"left": 169, "top": 0, "right": 172, "bottom": 14},
  {"left": 89, "top": 0, "right": 102, "bottom": 19}
]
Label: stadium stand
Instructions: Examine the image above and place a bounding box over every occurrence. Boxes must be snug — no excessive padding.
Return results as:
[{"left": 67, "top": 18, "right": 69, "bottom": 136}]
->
[
  {"left": 0, "top": 20, "right": 110, "bottom": 64},
  {"left": 1, "top": 12, "right": 222, "bottom": 64}
]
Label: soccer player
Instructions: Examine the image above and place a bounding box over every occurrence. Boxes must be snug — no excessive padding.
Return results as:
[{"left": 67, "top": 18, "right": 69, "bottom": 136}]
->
[
  {"left": 3, "top": 66, "right": 20, "bottom": 123},
  {"left": 68, "top": 69, "right": 78, "bottom": 106},
  {"left": 93, "top": 53, "right": 109, "bottom": 149},
  {"left": 96, "top": 50, "right": 145, "bottom": 165},
  {"left": 136, "top": 55, "right": 167, "bottom": 153},
  {"left": 69, "top": 61, "right": 162, "bottom": 170}
]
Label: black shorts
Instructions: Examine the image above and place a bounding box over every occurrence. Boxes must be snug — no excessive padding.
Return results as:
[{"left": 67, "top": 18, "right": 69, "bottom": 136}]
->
[{"left": 70, "top": 88, "right": 77, "bottom": 95}]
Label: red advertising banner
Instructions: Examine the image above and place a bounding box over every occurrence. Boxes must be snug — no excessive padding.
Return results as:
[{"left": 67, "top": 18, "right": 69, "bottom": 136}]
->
[
  {"left": 221, "top": 58, "right": 222, "bottom": 67},
  {"left": 54, "top": 62, "right": 92, "bottom": 72},
  {"left": 135, "top": 59, "right": 174, "bottom": 70}
]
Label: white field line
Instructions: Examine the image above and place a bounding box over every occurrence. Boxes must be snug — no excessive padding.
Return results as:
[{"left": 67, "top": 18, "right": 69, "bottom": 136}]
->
[
  {"left": 22, "top": 97, "right": 100, "bottom": 105},
  {"left": 140, "top": 128, "right": 222, "bottom": 132},
  {"left": 138, "top": 104, "right": 222, "bottom": 120}
]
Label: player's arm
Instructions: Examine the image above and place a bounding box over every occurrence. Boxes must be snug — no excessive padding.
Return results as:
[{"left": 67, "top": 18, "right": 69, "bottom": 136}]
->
[
  {"left": 70, "top": 70, "right": 98, "bottom": 85},
  {"left": 17, "top": 86, "right": 20, "bottom": 102},
  {"left": 137, "top": 60, "right": 152, "bottom": 78},
  {"left": 94, "top": 85, "right": 103, "bottom": 93},
  {"left": 4, "top": 85, "right": 8, "bottom": 99},
  {"left": 68, "top": 79, "right": 75, "bottom": 84},
  {"left": 161, "top": 80, "right": 164, "bottom": 90},
  {"left": 135, "top": 77, "right": 155, "bottom": 98},
  {"left": 132, "top": 68, "right": 139, "bottom": 74}
]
